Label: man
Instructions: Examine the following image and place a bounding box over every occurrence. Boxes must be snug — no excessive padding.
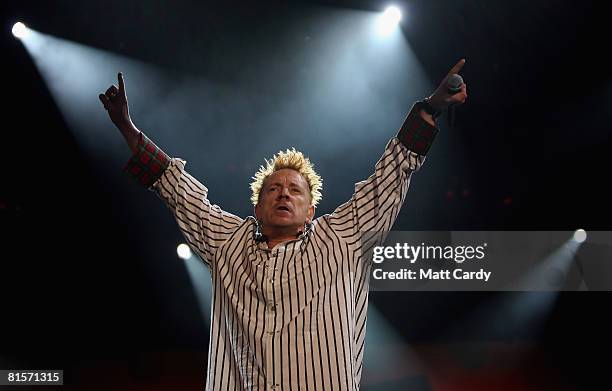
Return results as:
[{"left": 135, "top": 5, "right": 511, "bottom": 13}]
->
[{"left": 99, "top": 60, "right": 467, "bottom": 390}]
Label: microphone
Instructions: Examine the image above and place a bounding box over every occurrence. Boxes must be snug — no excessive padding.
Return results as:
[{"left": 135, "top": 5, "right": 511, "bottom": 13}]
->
[{"left": 446, "top": 74, "right": 464, "bottom": 128}]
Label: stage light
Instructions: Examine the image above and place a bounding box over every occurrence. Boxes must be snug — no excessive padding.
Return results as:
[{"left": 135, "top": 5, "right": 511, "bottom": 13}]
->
[
  {"left": 383, "top": 6, "right": 402, "bottom": 24},
  {"left": 573, "top": 229, "right": 587, "bottom": 243},
  {"left": 376, "top": 6, "right": 402, "bottom": 36},
  {"left": 12, "top": 22, "right": 29, "bottom": 39},
  {"left": 177, "top": 243, "right": 193, "bottom": 260}
]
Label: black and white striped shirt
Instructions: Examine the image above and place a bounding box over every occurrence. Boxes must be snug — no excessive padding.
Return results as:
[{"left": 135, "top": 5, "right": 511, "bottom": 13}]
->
[{"left": 124, "top": 105, "right": 437, "bottom": 390}]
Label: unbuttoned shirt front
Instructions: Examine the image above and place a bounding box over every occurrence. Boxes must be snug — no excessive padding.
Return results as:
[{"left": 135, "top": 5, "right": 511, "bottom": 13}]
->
[{"left": 124, "top": 104, "right": 438, "bottom": 390}]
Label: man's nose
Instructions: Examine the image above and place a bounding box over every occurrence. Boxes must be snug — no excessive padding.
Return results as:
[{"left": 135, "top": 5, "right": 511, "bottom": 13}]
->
[{"left": 277, "top": 187, "right": 290, "bottom": 198}]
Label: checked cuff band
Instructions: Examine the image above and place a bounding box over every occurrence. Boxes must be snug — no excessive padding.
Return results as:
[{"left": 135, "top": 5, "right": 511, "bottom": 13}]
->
[
  {"left": 396, "top": 103, "right": 440, "bottom": 156},
  {"left": 123, "top": 132, "right": 170, "bottom": 188}
]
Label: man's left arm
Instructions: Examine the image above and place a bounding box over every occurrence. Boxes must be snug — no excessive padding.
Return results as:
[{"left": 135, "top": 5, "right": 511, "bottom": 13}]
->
[
  {"left": 325, "top": 59, "right": 468, "bottom": 240},
  {"left": 325, "top": 105, "right": 437, "bottom": 239}
]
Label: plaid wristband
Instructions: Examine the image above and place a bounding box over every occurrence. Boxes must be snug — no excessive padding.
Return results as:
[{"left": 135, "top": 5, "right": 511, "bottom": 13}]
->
[
  {"left": 396, "top": 103, "right": 440, "bottom": 156},
  {"left": 123, "top": 132, "right": 170, "bottom": 188}
]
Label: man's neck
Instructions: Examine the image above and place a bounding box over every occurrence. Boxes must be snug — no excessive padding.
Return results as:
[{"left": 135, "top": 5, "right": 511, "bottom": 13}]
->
[{"left": 262, "top": 227, "right": 303, "bottom": 249}]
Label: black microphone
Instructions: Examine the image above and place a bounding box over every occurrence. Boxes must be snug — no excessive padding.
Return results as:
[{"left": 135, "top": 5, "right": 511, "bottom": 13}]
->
[{"left": 447, "top": 74, "right": 464, "bottom": 128}]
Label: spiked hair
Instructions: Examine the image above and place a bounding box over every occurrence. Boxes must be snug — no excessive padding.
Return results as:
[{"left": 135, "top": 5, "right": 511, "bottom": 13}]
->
[{"left": 250, "top": 148, "right": 322, "bottom": 207}]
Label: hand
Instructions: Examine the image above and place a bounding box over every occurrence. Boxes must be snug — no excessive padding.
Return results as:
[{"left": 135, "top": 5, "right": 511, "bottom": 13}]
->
[
  {"left": 99, "top": 73, "right": 133, "bottom": 131},
  {"left": 427, "top": 59, "right": 468, "bottom": 109}
]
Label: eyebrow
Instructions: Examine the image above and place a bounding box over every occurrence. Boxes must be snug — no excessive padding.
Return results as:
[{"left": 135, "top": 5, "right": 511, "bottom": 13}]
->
[{"left": 267, "top": 182, "right": 303, "bottom": 188}]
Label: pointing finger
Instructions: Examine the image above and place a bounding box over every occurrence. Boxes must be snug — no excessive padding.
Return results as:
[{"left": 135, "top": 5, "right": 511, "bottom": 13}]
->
[
  {"left": 118, "top": 72, "right": 126, "bottom": 95},
  {"left": 446, "top": 58, "right": 466, "bottom": 79}
]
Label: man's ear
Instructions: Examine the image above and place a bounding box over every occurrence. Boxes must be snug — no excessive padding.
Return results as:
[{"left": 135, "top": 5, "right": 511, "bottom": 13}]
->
[
  {"left": 307, "top": 205, "right": 315, "bottom": 224},
  {"left": 254, "top": 204, "right": 261, "bottom": 220}
]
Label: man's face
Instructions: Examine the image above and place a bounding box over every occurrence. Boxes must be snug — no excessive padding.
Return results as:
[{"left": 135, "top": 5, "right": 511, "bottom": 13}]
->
[{"left": 255, "top": 168, "right": 315, "bottom": 234}]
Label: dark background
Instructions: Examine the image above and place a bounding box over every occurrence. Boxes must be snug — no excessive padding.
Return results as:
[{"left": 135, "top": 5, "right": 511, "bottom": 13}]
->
[{"left": 1, "top": 0, "right": 610, "bottom": 389}]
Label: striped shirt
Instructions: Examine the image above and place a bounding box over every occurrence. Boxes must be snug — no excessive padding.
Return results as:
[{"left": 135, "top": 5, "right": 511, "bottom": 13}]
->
[{"left": 124, "top": 104, "right": 437, "bottom": 390}]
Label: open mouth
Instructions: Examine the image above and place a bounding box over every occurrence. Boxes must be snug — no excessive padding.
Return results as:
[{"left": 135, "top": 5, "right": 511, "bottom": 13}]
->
[{"left": 276, "top": 205, "right": 291, "bottom": 213}]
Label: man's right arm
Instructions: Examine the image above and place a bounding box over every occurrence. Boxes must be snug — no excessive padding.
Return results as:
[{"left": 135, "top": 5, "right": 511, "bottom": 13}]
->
[
  {"left": 123, "top": 131, "right": 244, "bottom": 268},
  {"left": 99, "top": 73, "right": 242, "bottom": 268},
  {"left": 118, "top": 122, "right": 140, "bottom": 155}
]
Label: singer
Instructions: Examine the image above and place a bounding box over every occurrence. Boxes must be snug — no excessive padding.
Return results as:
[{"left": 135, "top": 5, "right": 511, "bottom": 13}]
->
[{"left": 99, "top": 59, "right": 467, "bottom": 390}]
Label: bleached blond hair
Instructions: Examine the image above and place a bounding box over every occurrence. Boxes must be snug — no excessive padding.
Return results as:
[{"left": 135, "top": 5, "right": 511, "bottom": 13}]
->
[{"left": 251, "top": 148, "right": 322, "bottom": 206}]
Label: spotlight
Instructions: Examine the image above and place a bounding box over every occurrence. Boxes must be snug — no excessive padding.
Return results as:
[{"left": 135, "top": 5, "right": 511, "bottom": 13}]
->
[
  {"left": 376, "top": 6, "right": 403, "bottom": 36},
  {"left": 382, "top": 6, "right": 402, "bottom": 24},
  {"left": 177, "top": 243, "right": 193, "bottom": 260},
  {"left": 573, "top": 229, "right": 587, "bottom": 243},
  {"left": 12, "top": 22, "right": 29, "bottom": 39}
]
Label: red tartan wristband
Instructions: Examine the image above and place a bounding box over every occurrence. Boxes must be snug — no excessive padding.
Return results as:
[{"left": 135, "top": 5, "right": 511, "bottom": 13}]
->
[
  {"left": 123, "top": 132, "right": 170, "bottom": 188},
  {"left": 396, "top": 103, "right": 439, "bottom": 156}
]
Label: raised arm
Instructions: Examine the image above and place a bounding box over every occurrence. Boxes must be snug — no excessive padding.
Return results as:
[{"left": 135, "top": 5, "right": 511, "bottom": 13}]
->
[
  {"left": 99, "top": 73, "right": 243, "bottom": 268},
  {"left": 325, "top": 59, "right": 468, "bottom": 242}
]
